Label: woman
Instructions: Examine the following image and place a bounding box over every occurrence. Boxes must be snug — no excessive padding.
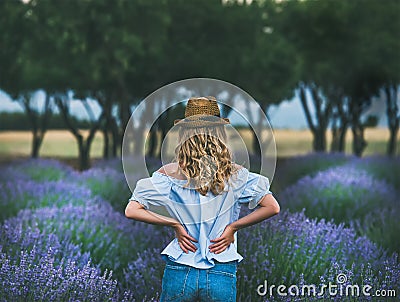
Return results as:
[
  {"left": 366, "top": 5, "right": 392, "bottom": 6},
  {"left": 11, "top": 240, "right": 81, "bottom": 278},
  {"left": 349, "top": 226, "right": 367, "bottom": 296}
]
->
[{"left": 125, "top": 96, "right": 280, "bottom": 302}]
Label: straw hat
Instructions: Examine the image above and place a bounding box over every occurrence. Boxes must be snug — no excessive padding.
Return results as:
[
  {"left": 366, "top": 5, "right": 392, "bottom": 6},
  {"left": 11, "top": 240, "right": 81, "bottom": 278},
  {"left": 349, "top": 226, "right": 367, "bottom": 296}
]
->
[{"left": 174, "top": 96, "right": 230, "bottom": 128}]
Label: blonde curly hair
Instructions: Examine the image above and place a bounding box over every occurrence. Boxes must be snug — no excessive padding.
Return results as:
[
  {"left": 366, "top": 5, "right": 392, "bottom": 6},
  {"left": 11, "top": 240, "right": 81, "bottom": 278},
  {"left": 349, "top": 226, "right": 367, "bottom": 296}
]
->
[{"left": 174, "top": 125, "right": 238, "bottom": 196}]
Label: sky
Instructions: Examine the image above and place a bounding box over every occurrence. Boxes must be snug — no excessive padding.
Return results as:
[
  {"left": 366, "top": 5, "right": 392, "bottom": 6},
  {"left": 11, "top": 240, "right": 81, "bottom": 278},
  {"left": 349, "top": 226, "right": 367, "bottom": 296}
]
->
[{"left": 0, "top": 89, "right": 390, "bottom": 129}]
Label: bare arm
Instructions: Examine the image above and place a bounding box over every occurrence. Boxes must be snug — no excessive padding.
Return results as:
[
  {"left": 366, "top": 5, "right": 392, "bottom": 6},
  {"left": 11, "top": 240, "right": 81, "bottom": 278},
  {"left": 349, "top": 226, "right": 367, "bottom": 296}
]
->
[
  {"left": 229, "top": 193, "right": 280, "bottom": 232},
  {"left": 125, "top": 200, "right": 198, "bottom": 253},
  {"left": 209, "top": 193, "right": 280, "bottom": 254},
  {"left": 125, "top": 200, "right": 181, "bottom": 228}
]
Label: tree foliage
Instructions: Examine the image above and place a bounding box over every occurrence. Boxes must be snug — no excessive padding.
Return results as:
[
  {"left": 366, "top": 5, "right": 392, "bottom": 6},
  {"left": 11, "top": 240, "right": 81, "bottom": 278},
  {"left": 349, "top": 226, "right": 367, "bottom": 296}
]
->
[
  {"left": 0, "top": 0, "right": 399, "bottom": 163},
  {"left": 270, "top": 0, "right": 399, "bottom": 156}
]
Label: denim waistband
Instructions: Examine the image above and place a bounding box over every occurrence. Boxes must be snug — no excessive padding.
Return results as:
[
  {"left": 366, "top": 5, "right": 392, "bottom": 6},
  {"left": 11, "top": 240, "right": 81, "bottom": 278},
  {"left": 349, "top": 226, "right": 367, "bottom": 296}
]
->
[{"left": 165, "top": 258, "right": 238, "bottom": 269}]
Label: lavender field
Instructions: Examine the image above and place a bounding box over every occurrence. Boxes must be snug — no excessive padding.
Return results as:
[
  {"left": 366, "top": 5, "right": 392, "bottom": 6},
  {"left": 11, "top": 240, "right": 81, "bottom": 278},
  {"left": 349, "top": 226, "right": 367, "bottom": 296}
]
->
[{"left": 0, "top": 154, "right": 399, "bottom": 301}]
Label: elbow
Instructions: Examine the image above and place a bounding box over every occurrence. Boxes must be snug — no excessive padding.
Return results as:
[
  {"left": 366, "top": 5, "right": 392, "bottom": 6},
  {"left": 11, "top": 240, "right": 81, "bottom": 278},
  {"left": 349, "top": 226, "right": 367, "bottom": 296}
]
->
[
  {"left": 259, "top": 195, "right": 280, "bottom": 215},
  {"left": 124, "top": 206, "right": 132, "bottom": 218},
  {"left": 274, "top": 203, "right": 280, "bottom": 215},
  {"left": 271, "top": 200, "right": 280, "bottom": 215},
  {"left": 125, "top": 205, "right": 137, "bottom": 219},
  {"left": 125, "top": 200, "right": 146, "bottom": 220}
]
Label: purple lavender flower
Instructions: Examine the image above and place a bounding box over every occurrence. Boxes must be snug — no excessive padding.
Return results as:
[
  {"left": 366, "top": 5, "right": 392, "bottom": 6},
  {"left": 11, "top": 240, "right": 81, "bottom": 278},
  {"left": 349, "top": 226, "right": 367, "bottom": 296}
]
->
[
  {"left": 0, "top": 180, "right": 93, "bottom": 221},
  {"left": 2, "top": 202, "right": 168, "bottom": 294},
  {"left": 343, "top": 155, "right": 400, "bottom": 189},
  {"left": 0, "top": 223, "right": 91, "bottom": 269},
  {"left": 278, "top": 165, "right": 397, "bottom": 225},
  {"left": 1, "top": 158, "right": 74, "bottom": 182},
  {"left": 350, "top": 207, "right": 400, "bottom": 255},
  {"left": 277, "top": 163, "right": 400, "bottom": 255},
  {"left": 1, "top": 156, "right": 399, "bottom": 301},
  {"left": 75, "top": 167, "right": 133, "bottom": 212},
  {"left": 236, "top": 208, "right": 400, "bottom": 302},
  {"left": 0, "top": 248, "right": 128, "bottom": 301},
  {"left": 273, "top": 152, "right": 352, "bottom": 193},
  {"left": 123, "top": 247, "right": 164, "bottom": 301}
]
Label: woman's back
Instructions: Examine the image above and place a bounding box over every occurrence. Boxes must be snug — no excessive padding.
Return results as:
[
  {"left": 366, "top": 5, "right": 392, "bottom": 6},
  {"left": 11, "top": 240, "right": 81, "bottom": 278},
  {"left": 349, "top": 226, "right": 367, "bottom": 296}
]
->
[
  {"left": 129, "top": 162, "right": 273, "bottom": 269},
  {"left": 125, "top": 96, "right": 280, "bottom": 301}
]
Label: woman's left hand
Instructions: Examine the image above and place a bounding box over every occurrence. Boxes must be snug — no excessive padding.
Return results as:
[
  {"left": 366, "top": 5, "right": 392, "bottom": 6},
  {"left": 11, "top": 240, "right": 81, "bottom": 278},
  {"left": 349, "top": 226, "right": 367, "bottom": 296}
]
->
[
  {"left": 174, "top": 224, "right": 198, "bottom": 253},
  {"left": 209, "top": 225, "right": 236, "bottom": 254}
]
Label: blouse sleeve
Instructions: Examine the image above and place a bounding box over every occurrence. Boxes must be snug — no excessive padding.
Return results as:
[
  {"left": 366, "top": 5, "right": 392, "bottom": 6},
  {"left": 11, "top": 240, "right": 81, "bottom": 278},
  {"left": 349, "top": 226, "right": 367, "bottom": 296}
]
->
[
  {"left": 235, "top": 168, "right": 273, "bottom": 210},
  {"left": 128, "top": 173, "right": 172, "bottom": 210}
]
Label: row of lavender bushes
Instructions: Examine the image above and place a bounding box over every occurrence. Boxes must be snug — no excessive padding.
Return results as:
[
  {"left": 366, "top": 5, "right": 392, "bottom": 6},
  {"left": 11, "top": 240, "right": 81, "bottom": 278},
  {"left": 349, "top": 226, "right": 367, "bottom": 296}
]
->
[
  {"left": 0, "top": 154, "right": 399, "bottom": 301},
  {"left": 277, "top": 154, "right": 400, "bottom": 255}
]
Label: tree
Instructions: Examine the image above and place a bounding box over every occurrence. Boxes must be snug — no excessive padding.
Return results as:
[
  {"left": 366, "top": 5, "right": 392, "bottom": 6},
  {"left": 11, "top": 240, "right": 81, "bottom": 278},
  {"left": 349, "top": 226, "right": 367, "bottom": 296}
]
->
[
  {"left": 18, "top": 92, "right": 53, "bottom": 158},
  {"left": 75, "top": 0, "right": 170, "bottom": 158},
  {"left": 0, "top": 1, "right": 59, "bottom": 158},
  {"left": 385, "top": 85, "right": 399, "bottom": 156},
  {"left": 56, "top": 96, "right": 104, "bottom": 170},
  {"left": 270, "top": 0, "right": 341, "bottom": 152},
  {"left": 154, "top": 0, "right": 298, "bottom": 161},
  {"left": 341, "top": 0, "right": 398, "bottom": 156},
  {"left": 271, "top": 0, "right": 398, "bottom": 156},
  {"left": 373, "top": 0, "right": 400, "bottom": 156},
  {"left": 229, "top": 0, "right": 299, "bottom": 160},
  {"left": 17, "top": 0, "right": 171, "bottom": 166}
]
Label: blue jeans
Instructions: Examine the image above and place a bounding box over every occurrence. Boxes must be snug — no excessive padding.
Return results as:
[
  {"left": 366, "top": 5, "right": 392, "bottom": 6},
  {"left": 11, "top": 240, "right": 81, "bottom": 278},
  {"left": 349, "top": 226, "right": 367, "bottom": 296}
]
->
[{"left": 160, "top": 258, "right": 238, "bottom": 302}]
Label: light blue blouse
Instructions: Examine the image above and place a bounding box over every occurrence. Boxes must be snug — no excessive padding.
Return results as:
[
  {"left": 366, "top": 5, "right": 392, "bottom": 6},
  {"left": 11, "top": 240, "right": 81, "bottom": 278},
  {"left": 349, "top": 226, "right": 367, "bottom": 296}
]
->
[{"left": 129, "top": 166, "right": 273, "bottom": 269}]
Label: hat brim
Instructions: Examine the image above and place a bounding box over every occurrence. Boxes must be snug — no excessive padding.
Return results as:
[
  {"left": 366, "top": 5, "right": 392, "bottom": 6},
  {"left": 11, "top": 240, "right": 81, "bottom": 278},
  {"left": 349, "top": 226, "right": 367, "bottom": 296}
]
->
[{"left": 174, "top": 115, "right": 230, "bottom": 127}]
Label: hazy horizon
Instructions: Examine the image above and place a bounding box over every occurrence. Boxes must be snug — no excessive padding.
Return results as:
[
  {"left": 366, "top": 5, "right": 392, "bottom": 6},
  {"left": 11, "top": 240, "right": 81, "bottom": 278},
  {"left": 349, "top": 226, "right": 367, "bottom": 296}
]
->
[{"left": 0, "top": 89, "right": 392, "bottom": 130}]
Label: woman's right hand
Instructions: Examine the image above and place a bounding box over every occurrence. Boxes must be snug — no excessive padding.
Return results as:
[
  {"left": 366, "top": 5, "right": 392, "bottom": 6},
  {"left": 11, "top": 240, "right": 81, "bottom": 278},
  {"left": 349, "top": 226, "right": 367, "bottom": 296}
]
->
[
  {"left": 174, "top": 224, "right": 198, "bottom": 253},
  {"left": 209, "top": 225, "right": 236, "bottom": 254}
]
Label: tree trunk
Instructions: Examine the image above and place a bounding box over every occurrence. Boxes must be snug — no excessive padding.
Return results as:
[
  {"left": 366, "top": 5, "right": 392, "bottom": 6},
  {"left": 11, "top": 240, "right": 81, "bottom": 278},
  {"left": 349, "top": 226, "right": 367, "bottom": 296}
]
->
[
  {"left": 349, "top": 97, "right": 368, "bottom": 157},
  {"left": 102, "top": 128, "right": 109, "bottom": 159},
  {"left": 101, "top": 105, "right": 110, "bottom": 159},
  {"left": 337, "top": 123, "right": 347, "bottom": 152},
  {"left": 118, "top": 100, "right": 132, "bottom": 155},
  {"left": 78, "top": 140, "right": 91, "bottom": 171},
  {"left": 77, "top": 125, "right": 101, "bottom": 170},
  {"left": 350, "top": 104, "right": 365, "bottom": 157},
  {"left": 387, "top": 127, "right": 399, "bottom": 156},
  {"left": 103, "top": 95, "right": 118, "bottom": 158},
  {"left": 56, "top": 96, "right": 104, "bottom": 170},
  {"left": 20, "top": 93, "right": 52, "bottom": 159},
  {"left": 250, "top": 129, "right": 262, "bottom": 172},
  {"left": 331, "top": 113, "right": 339, "bottom": 152},
  {"left": 337, "top": 98, "right": 349, "bottom": 152},
  {"left": 133, "top": 124, "right": 144, "bottom": 155},
  {"left": 314, "top": 127, "right": 326, "bottom": 151},
  {"left": 120, "top": 100, "right": 137, "bottom": 156},
  {"left": 31, "top": 133, "right": 43, "bottom": 158},
  {"left": 159, "top": 127, "right": 169, "bottom": 163},
  {"left": 331, "top": 123, "right": 347, "bottom": 152},
  {"left": 299, "top": 84, "right": 331, "bottom": 153},
  {"left": 351, "top": 123, "right": 367, "bottom": 157},
  {"left": 147, "top": 127, "right": 158, "bottom": 158},
  {"left": 110, "top": 118, "right": 119, "bottom": 157},
  {"left": 331, "top": 123, "right": 348, "bottom": 152},
  {"left": 156, "top": 102, "right": 173, "bottom": 162},
  {"left": 385, "top": 85, "right": 399, "bottom": 156},
  {"left": 330, "top": 96, "right": 348, "bottom": 153}
]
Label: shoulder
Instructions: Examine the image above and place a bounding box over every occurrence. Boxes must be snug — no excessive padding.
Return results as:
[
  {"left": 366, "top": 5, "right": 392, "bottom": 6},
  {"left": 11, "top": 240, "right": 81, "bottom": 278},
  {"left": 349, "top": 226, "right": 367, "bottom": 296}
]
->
[
  {"left": 227, "top": 164, "right": 247, "bottom": 186},
  {"left": 230, "top": 165, "right": 269, "bottom": 186},
  {"left": 135, "top": 168, "right": 173, "bottom": 194},
  {"left": 233, "top": 163, "right": 243, "bottom": 170},
  {"left": 157, "top": 163, "right": 177, "bottom": 174},
  {"left": 157, "top": 163, "right": 186, "bottom": 180},
  {"left": 231, "top": 163, "right": 248, "bottom": 177},
  {"left": 233, "top": 163, "right": 245, "bottom": 172}
]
